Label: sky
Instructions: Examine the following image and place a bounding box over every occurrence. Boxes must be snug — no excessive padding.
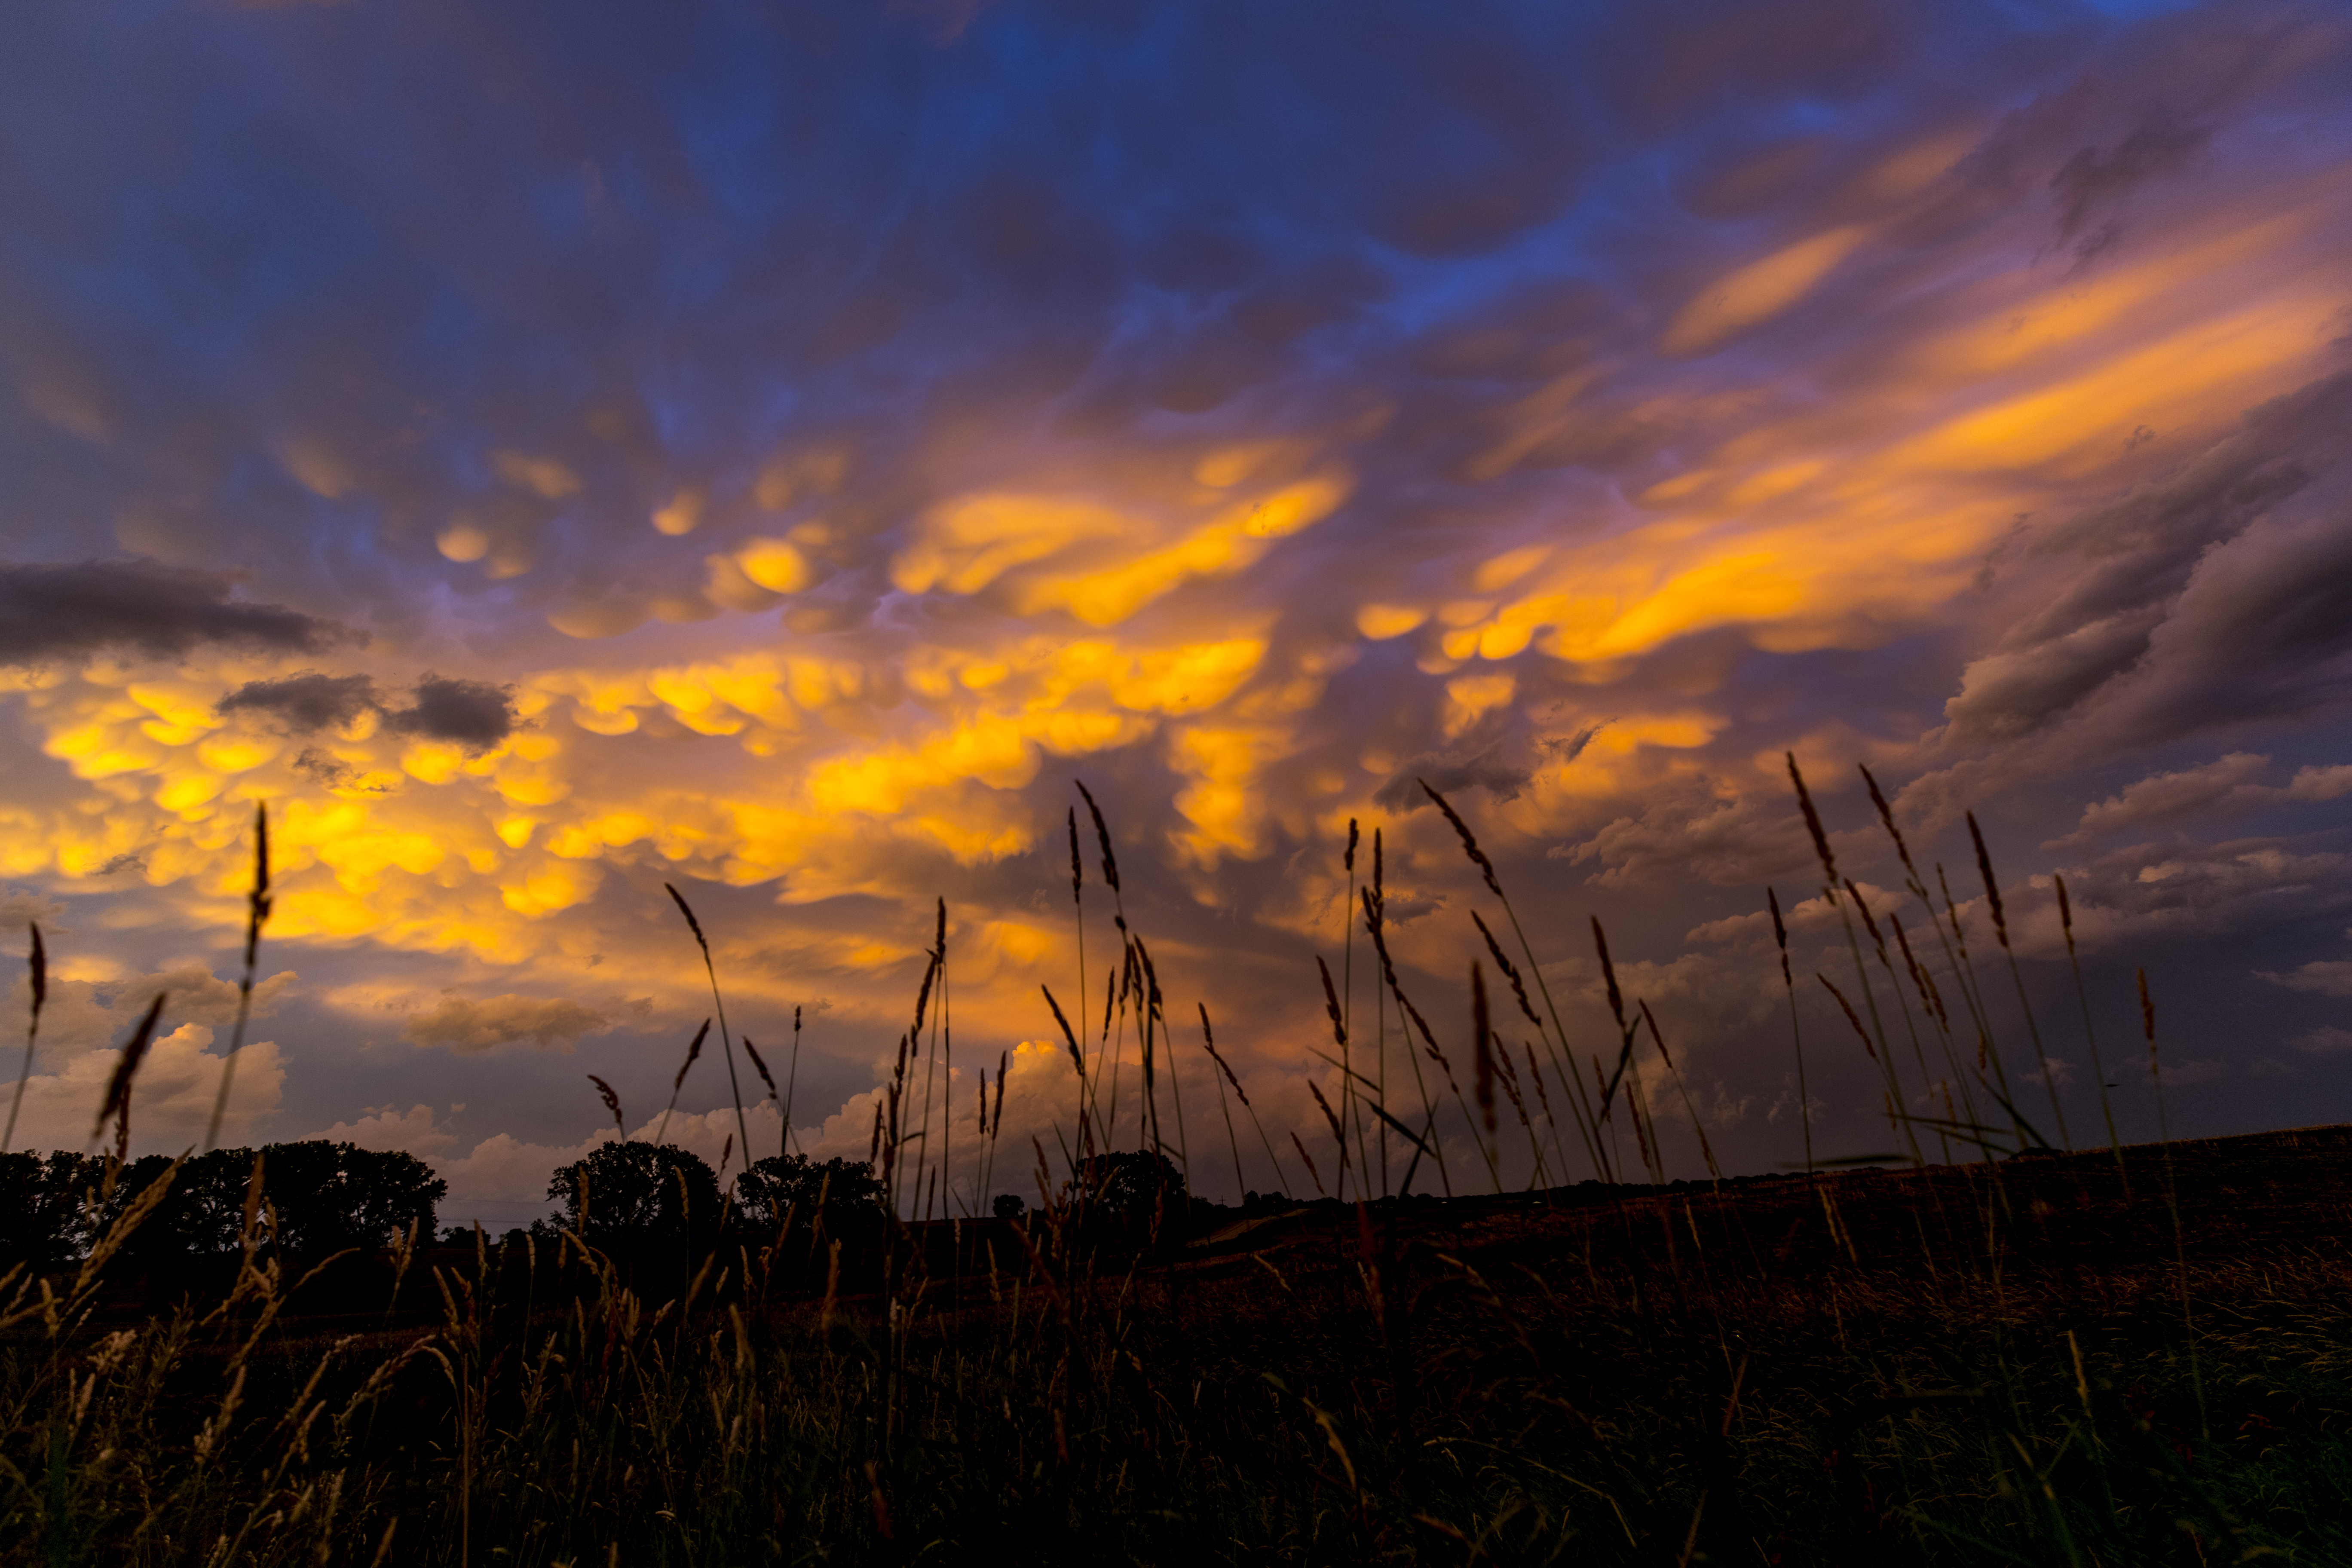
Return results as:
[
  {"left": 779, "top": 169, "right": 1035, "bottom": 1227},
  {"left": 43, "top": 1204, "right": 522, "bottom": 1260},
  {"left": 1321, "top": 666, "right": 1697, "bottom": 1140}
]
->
[{"left": 3, "top": 0, "right": 2351, "bottom": 1227}]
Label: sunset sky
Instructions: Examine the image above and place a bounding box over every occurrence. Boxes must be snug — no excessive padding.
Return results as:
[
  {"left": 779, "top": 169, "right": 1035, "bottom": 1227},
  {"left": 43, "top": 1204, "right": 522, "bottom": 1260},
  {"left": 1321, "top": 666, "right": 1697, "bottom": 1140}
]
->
[{"left": 4, "top": 0, "right": 2351, "bottom": 1226}]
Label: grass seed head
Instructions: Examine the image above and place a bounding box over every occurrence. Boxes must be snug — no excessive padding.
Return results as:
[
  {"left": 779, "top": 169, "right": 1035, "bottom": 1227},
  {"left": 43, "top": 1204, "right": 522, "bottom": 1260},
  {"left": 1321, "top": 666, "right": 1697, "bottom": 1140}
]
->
[
  {"left": 1591, "top": 916, "right": 1627, "bottom": 1029},
  {"left": 588, "top": 1074, "right": 626, "bottom": 1136},
  {"left": 1472, "top": 911, "right": 1541, "bottom": 1029},
  {"left": 1074, "top": 779, "right": 1120, "bottom": 896},
  {"left": 1785, "top": 752, "right": 1838, "bottom": 888},
  {"left": 1421, "top": 780, "right": 1503, "bottom": 898},
  {"left": 742, "top": 1037, "right": 778, "bottom": 1099},
  {"left": 1317, "top": 955, "right": 1346, "bottom": 1048},
  {"left": 93, "top": 991, "right": 168, "bottom": 1158},
  {"left": 674, "top": 1019, "right": 711, "bottom": 1093},
  {"left": 1818, "top": 974, "right": 1877, "bottom": 1061},
  {"left": 243, "top": 800, "right": 273, "bottom": 969},
  {"left": 1968, "top": 811, "right": 2010, "bottom": 946},
  {"left": 664, "top": 882, "right": 708, "bottom": 952},
  {"left": 1042, "top": 984, "right": 1085, "bottom": 1078}
]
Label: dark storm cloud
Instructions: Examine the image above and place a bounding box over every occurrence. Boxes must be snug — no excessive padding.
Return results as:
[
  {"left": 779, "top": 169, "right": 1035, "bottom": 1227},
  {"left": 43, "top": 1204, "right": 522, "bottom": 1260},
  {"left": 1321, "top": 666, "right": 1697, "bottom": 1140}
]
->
[
  {"left": 1562, "top": 784, "right": 1816, "bottom": 891},
  {"left": 220, "top": 672, "right": 381, "bottom": 732},
  {"left": 222, "top": 670, "right": 512, "bottom": 749},
  {"left": 386, "top": 676, "right": 515, "bottom": 749},
  {"left": 1944, "top": 370, "right": 2352, "bottom": 746},
  {"left": 1371, "top": 753, "right": 1533, "bottom": 814},
  {"left": 0, "top": 559, "right": 354, "bottom": 667}
]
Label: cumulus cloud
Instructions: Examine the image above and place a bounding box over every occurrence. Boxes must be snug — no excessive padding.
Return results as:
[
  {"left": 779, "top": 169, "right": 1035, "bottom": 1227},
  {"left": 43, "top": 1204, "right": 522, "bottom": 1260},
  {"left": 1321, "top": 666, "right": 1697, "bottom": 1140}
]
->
[
  {"left": 401, "top": 992, "right": 652, "bottom": 1052},
  {"left": 2053, "top": 752, "right": 2272, "bottom": 843},
  {"left": 0, "top": 559, "right": 355, "bottom": 667},
  {"left": 306, "top": 1102, "right": 463, "bottom": 1157},
  {"left": 2291, "top": 1026, "right": 2352, "bottom": 1056},
  {"left": 2051, "top": 753, "right": 2352, "bottom": 846},
  {"left": 0, "top": 1021, "right": 286, "bottom": 1155},
  {"left": 0, "top": 891, "right": 67, "bottom": 932},
  {"left": 2035, "top": 836, "right": 2352, "bottom": 956},
  {"left": 6, "top": 965, "right": 298, "bottom": 1060},
  {"left": 2264, "top": 964, "right": 2352, "bottom": 998}
]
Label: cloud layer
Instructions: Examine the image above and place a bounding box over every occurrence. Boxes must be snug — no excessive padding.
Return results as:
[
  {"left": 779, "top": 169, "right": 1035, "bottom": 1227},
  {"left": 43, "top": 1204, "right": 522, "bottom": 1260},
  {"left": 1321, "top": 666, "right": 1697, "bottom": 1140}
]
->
[{"left": 0, "top": 560, "right": 354, "bottom": 667}]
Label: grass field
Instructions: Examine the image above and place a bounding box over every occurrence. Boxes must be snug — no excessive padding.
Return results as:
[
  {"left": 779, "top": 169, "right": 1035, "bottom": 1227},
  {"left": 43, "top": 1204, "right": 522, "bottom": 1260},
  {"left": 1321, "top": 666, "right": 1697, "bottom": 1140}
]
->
[
  {"left": 6, "top": 1127, "right": 2351, "bottom": 1564},
  {"left": 6, "top": 775, "right": 2350, "bottom": 1564}
]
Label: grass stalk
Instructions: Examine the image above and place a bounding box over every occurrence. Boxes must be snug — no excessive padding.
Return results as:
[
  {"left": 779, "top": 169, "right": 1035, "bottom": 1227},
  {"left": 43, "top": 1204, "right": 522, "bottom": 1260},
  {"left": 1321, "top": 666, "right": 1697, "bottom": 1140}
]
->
[
  {"left": 665, "top": 883, "right": 753, "bottom": 1165},
  {"left": 1423, "top": 781, "right": 1610, "bottom": 1184},
  {"left": 1069, "top": 806, "right": 1091, "bottom": 1155},
  {"left": 1968, "top": 815, "right": 2070, "bottom": 1149},
  {"left": 204, "top": 802, "right": 273, "bottom": 1153},
  {"left": 654, "top": 1019, "right": 712, "bottom": 1147},
  {"left": 2139, "top": 968, "right": 2208, "bottom": 1444},
  {"left": 2, "top": 921, "right": 44, "bottom": 1154},
  {"left": 1372, "top": 830, "right": 1391, "bottom": 1196},
  {"left": 1767, "top": 891, "right": 1815, "bottom": 1178},
  {"left": 2058, "top": 876, "right": 2126, "bottom": 1186},
  {"left": 784, "top": 1004, "right": 804, "bottom": 1159},
  {"left": 1786, "top": 755, "right": 1922, "bottom": 1165}
]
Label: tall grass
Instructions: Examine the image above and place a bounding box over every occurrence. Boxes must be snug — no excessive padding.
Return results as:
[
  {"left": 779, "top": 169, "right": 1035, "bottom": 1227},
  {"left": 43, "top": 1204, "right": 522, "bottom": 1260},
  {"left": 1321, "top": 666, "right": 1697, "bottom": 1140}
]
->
[{"left": 2, "top": 779, "right": 2346, "bottom": 1565}]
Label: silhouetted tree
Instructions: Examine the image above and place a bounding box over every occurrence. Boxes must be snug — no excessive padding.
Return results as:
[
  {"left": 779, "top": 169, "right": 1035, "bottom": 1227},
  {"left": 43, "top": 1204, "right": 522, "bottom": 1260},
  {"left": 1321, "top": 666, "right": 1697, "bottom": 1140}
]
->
[
  {"left": 261, "top": 1142, "right": 444, "bottom": 1256},
  {"left": 732, "top": 1155, "right": 886, "bottom": 1240},
  {"left": 548, "top": 1142, "right": 721, "bottom": 1252},
  {"left": 1067, "top": 1150, "right": 1188, "bottom": 1241},
  {"left": 98, "top": 1143, "right": 444, "bottom": 1270},
  {"left": 992, "top": 1192, "right": 1026, "bottom": 1222},
  {"left": 0, "top": 1151, "right": 107, "bottom": 1272},
  {"left": 102, "top": 1152, "right": 252, "bottom": 1272}
]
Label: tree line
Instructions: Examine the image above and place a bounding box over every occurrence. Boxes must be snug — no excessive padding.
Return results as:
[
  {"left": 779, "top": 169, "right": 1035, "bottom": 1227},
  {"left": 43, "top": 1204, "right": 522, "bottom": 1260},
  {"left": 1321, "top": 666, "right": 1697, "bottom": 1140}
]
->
[
  {"left": 0, "top": 1142, "right": 446, "bottom": 1274},
  {"left": 0, "top": 1139, "right": 1190, "bottom": 1279}
]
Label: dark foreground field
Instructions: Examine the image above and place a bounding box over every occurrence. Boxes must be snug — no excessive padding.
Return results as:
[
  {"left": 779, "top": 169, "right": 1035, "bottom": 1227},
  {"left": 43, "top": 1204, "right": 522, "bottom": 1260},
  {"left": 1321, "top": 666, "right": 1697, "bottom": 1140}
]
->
[{"left": 6, "top": 1125, "right": 2350, "bottom": 1566}]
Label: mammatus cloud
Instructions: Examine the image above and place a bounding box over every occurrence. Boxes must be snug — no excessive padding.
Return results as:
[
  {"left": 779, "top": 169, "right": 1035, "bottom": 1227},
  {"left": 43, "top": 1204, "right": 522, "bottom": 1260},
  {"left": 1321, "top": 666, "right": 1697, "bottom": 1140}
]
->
[{"left": 0, "top": 560, "right": 355, "bottom": 667}]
